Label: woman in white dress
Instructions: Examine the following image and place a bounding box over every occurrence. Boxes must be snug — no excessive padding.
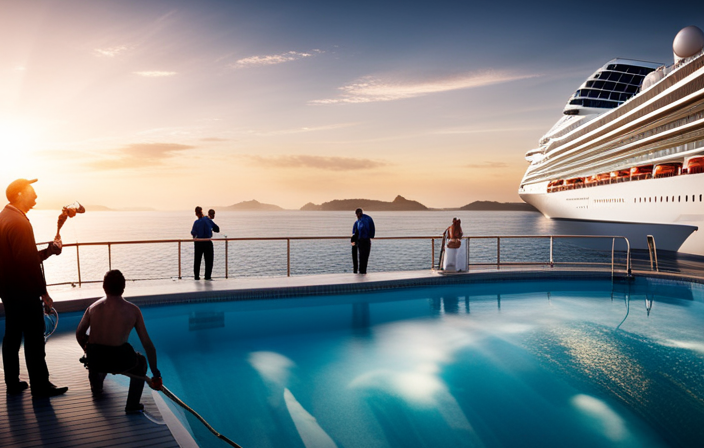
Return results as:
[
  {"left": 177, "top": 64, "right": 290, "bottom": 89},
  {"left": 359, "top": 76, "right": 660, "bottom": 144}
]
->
[{"left": 443, "top": 218, "right": 467, "bottom": 272}]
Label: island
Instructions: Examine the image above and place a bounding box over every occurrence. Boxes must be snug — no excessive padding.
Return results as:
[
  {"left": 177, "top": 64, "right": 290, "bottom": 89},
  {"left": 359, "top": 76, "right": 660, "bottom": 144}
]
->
[
  {"left": 301, "top": 195, "right": 428, "bottom": 211},
  {"left": 222, "top": 200, "right": 284, "bottom": 211}
]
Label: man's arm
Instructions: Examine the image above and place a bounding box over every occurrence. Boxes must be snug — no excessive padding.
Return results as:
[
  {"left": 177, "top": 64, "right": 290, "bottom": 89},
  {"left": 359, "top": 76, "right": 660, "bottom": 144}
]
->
[
  {"left": 76, "top": 307, "right": 92, "bottom": 350},
  {"left": 134, "top": 308, "right": 159, "bottom": 378},
  {"left": 191, "top": 220, "right": 198, "bottom": 238},
  {"left": 368, "top": 216, "right": 375, "bottom": 239},
  {"left": 211, "top": 221, "right": 220, "bottom": 233}
]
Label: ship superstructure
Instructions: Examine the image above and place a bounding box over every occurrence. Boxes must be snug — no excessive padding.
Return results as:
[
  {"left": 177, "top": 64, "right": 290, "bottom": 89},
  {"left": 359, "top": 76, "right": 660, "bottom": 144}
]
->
[{"left": 519, "top": 26, "right": 704, "bottom": 255}]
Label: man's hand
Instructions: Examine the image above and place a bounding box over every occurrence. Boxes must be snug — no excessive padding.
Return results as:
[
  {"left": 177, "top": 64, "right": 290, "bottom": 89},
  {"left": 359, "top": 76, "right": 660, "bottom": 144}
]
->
[
  {"left": 149, "top": 376, "right": 163, "bottom": 391},
  {"left": 41, "top": 293, "right": 54, "bottom": 313},
  {"left": 48, "top": 241, "right": 62, "bottom": 256}
]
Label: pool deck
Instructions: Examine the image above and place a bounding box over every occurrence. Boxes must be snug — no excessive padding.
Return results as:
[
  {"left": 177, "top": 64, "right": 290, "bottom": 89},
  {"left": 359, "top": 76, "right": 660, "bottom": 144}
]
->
[{"left": 3, "top": 263, "right": 704, "bottom": 447}]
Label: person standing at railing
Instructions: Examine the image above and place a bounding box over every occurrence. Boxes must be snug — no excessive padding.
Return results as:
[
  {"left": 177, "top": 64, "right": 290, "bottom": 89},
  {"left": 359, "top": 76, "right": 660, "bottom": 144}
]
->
[
  {"left": 0, "top": 178, "right": 68, "bottom": 397},
  {"left": 353, "top": 208, "right": 375, "bottom": 274},
  {"left": 191, "top": 206, "right": 215, "bottom": 280},
  {"left": 207, "top": 209, "right": 220, "bottom": 234}
]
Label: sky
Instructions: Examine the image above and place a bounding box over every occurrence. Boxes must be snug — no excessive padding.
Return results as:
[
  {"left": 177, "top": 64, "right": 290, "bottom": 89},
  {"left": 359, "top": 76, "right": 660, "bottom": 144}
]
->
[{"left": 1, "top": 0, "right": 702, "bottom": 210}]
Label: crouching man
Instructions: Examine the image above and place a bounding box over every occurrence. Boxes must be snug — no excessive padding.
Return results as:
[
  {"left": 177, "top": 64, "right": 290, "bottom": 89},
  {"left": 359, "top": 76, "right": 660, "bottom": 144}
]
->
[{"left": 76, "top": 270, "right": 161, "bottom": 413}]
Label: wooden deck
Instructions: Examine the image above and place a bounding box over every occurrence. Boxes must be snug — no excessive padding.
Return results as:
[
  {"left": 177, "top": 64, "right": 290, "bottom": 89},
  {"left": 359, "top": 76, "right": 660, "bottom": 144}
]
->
[{"left": 1, "top": 333, "right": 179, "bottom": 448}]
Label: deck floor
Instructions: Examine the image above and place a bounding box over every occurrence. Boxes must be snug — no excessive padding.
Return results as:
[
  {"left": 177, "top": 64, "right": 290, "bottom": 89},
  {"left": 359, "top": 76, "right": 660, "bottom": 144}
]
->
[{"left": 0, "top": 332, "right": 178, "bottom": 448}]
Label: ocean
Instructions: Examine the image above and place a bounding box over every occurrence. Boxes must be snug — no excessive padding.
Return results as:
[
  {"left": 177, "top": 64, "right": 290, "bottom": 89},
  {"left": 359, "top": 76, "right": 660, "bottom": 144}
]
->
[{"left": 27, "top": 209, "right": 617, "bottom": 286}]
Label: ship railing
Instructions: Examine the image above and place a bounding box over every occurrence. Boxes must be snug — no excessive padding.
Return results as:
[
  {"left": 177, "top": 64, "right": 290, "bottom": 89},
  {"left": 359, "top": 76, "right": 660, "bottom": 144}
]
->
[{"left": 39, "top": 235, "right": 632, "bottom": 287}]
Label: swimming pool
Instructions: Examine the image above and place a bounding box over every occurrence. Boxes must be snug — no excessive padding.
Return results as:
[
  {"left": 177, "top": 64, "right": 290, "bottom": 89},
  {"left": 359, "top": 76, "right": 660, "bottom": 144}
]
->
[{"left": 42, "top": 278, "right": 704, "bottom": 447}]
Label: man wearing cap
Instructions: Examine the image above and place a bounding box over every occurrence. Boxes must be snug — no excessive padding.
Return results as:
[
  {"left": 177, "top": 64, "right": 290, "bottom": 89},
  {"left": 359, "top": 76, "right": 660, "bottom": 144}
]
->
[{"left": 0, "top": 178, "right": 68, "bottom": 397}]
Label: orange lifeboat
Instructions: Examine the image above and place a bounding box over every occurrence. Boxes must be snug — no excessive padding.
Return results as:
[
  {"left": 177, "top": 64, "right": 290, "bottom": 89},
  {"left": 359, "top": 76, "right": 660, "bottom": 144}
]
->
[
  {"left": 564, "top": 178, "right": 585, "bottom": 189},
  {"left": 610, "top": 170, "right": 630, "bottom": 181},
  {"left": 686, "top": 157, "right": 704, "bottom": 174},
  {"left": 630, "top": 165, "right": 653, "bottom": 179},
  {"left": 547, "top": 179, "right": 564, "bottom": 192},
  {"left": 653, "top": 163, "right": 682, "bottom": 178}
]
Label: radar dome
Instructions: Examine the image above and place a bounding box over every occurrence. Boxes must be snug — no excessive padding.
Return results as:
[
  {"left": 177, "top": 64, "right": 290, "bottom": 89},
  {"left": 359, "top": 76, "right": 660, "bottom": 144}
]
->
[{"left": 673, "top": 26, "right": 704, "bottom": 62}]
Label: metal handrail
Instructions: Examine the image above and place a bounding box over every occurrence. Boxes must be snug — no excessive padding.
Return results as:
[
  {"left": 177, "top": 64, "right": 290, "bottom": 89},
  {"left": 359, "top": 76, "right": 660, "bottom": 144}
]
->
[{"left": 39, "top": 234, "right": 632, "bottom": 287}]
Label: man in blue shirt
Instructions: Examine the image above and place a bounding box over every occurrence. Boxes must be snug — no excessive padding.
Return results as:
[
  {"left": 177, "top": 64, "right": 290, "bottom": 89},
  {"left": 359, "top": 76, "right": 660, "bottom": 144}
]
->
[
  {"left": 191, "top": 206, "right": 215, "bottom": 280},
  {"left": 353, "top": 208, "right": 375, "bottom": 274}
]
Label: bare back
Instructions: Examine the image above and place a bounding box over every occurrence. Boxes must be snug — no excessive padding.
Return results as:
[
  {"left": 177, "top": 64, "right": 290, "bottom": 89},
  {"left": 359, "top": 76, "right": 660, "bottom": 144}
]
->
[{"left": 82, "top": 297, "right": 141, "bottom": 346}]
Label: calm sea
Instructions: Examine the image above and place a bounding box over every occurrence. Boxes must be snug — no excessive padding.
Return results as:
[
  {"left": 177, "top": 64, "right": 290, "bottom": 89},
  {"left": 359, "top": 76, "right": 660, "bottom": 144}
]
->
[{"left": 26, "top": 210, "right": 611, "bottom": 286}]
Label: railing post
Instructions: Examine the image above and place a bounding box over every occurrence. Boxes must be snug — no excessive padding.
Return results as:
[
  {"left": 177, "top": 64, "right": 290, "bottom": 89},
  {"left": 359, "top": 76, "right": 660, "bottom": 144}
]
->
[
  {"left": 466, "top": 237, "right": 470, "bottom": 268},
  {"left": 550, "top": 236, "right": 554, "bottom": 267},
  {"left": 225, "top": 238, "right": 229, "bottom": 279},
  {"left": 108, "top": 243, "right": 112, "bottom": 271},
  {"left": 287, "top": 239, "right": 291, "bottom": 277},
  {"left": 611, "top": 238, "right": 615, "bottom": 280},
  {"left": 76, "top": 244, "right": 82, "bottom": 286},
  {"left": 431, "top": 238, "right": 435, "bottom": 269},
  {"left": 178, "top": 241, "right": 182, "bottom": 279},
  {"left": 497, "top": 237, "right": 500, "bottom": 270}
]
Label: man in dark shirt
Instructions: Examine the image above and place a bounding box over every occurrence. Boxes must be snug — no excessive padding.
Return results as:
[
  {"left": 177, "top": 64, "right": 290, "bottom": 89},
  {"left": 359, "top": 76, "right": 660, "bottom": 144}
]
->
[
  {"left": 0, "top": 178, "right": 68, "bottom": 397},
  {"left": 353, "top": 208, "right": 375, "bottom": 274},
  {"left": 191, "top": 206, "right": 215, "bottom": 280}
]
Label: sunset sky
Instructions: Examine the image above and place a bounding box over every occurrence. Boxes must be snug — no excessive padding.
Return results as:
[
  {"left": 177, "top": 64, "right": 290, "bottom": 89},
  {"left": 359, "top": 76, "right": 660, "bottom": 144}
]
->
[{"left": 1, "top": 0, "right": 701, "bottom": 210}]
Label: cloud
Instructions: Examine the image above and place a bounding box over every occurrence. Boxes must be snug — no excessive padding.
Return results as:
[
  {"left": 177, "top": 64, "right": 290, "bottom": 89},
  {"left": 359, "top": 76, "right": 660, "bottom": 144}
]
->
[
  {"left": 311, "top": 70, "right": 538, "bottom": 104},
  {"left": 200, "top": 137, "right": 229, "bottom": 142},
  {"left": 463, "top": 161, "right": 510, "bottom": 169},
  {"left": 133, "top": 71, "right": 177, "bottom": 77},
  {"left": 250, "top": 123, "right": 358, "bottom": 136},
  {"left": 94, "top": 46, "right": 128, "bottom": 57},
  {"left": 245, "top": 154, "right": 386, "bottom": 171},
  {"left": 231, "top": 50, "right": 322, "bottom": 68},
  {"left": 88, "top": 142, "right": 195, "bottom": 170}
]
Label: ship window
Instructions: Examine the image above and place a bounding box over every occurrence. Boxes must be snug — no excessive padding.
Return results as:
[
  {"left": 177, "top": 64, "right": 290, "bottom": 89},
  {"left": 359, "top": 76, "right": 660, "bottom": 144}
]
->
[
  {"left": 679, "top": 196, "right": 681, "bottom": 202},
  {"left": 700, "top": 194, "right": 702, "bottom": 201},
  {"left": 607, "top": 72, "right": 621, "bottom": 81},
  {"left": 604, "top": 81, "right": 616, "bottom": 90},
  {"left": 607, "top": 64, "right": 616, "bottom": 70},
  {"left": 686, "top": 195, "right": 688, "bottom": 202},
  {"left": 620, "top": 74, "right": 634, "bottom": 84},
  {"left": 614, "top": 83, "right": 627, "bottom": 92},
  {"left": 666, "top": 196, "right": 669, "bottom": 202},
  {"left": 649, "top": 197, "right": 651, "bottom": 202},
  {"left": 660, "top": 196, "right": 663, "bottom": 202},
  {"left": 598, "top": 91, "right": 610, "bottom": 99},
  {"left": 586, "top": 81, "right": 594, "bottom": 88},
  {"left": 593, "top": 81, "right": 605, "bottom": 89},
  {"left": 625, "top": 85, "right": 638, "bottom": 94}
]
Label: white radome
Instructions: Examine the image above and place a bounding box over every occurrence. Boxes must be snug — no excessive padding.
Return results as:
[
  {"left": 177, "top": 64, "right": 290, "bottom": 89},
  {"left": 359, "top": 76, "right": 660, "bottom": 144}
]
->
[{"left": 673, "top": 25, "right": 704, "bottom": 61}]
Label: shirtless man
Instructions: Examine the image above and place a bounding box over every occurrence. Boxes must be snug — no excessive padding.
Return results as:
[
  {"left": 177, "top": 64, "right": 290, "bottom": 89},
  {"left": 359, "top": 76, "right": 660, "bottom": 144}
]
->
[{"left": 76, "top": 270, "right": 161, "bottom": 413}]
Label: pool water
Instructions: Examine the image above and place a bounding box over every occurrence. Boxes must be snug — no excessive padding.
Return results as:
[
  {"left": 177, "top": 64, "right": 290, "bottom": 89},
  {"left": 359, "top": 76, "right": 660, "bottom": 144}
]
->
[{"left": 53, "top": 279, "right": 704, "bottom": 447}]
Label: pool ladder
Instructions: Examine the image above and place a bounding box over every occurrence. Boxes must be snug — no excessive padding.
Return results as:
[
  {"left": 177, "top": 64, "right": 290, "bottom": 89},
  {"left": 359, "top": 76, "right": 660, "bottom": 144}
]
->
[{"left": 647, "top": 235, "right": 659, "bottom": 272}]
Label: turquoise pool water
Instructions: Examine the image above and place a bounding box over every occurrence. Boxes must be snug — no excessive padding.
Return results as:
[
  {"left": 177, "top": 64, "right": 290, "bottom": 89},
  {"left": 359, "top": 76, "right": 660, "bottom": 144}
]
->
[{"left": 21, "top": 278, "right": 704, "bottom": 447}]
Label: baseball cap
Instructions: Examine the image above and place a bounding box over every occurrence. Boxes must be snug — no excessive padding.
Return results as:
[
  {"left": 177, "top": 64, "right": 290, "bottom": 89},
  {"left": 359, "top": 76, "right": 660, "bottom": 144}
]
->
[{"left": 6, "top": 178, "right": 37, "bottom": 202}]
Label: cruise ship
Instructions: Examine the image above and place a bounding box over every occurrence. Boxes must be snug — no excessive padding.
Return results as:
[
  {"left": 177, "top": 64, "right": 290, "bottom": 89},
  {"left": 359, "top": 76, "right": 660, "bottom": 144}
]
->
[{"left": 519, "top": 26, "right": 704, "bottom": 256}]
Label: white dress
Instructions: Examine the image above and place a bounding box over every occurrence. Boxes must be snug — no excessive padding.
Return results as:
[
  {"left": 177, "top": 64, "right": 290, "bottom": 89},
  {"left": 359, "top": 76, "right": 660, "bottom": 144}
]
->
[{"left": 443, "top": 239, "right": 468, "bottom": 272}]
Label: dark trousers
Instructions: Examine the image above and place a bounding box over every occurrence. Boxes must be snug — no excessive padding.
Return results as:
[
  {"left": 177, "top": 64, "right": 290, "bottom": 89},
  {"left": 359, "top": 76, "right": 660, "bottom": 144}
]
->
[
  {"left": 358, "top": 239, "right": 371, "bottom": 274},
  {"left": 352, "top": 244, "right": 359, "bottom": 273},
  {"left": 1, "top": 296, "right": 50, "bottom": 387},
  {"left": 89, "top": 353, "right": 147, "bottom": 409},
  {"left": 194, "top": 241, "right": 214, "bottom": 279}
]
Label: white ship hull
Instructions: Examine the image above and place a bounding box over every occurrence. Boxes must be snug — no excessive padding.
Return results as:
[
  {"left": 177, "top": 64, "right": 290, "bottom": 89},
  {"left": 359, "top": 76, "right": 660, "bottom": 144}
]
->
[{"left": 520, "top": 173, "right": 702, "bottom": 253}]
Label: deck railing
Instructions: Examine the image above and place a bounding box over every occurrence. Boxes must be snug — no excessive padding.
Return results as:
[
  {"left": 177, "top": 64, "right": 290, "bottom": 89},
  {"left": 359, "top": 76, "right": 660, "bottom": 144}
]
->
[{"left": 40, "top": 235, "right": 632, "bottom": 287}]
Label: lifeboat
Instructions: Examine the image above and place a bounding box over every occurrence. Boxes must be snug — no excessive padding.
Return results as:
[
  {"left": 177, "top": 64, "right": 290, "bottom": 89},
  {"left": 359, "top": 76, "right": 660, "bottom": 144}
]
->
[
  {"left": 610, "top": 170, "right": 630, "bottom": 182},
  {"left": 653, "top": 162, "right": 682, "bottom": 178},
  {"left": 630, "top": 165, "right": 653, "bottom": 180},
  {"left": 547, "top": 179, "right": 564, "bottom": 192},
  {"left": 686, "top": 156, "right": 704, "bottom": 174},
  {"left": 564, "top": 177, "right": 585, "bottom": 189}
]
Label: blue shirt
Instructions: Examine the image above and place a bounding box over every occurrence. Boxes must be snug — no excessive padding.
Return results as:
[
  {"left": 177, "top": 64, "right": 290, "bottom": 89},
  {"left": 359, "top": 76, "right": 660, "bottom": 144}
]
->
[
  {"left": 191, "top": 217, "right": 214, "bottom": 239},
  {"left": 354, "top": 214, "right": 375, "bottom": 240}
]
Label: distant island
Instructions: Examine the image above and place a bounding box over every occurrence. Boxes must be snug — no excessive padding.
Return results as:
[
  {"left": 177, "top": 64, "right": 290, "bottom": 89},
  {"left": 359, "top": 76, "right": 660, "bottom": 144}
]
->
[
  {"left": 301, "top": 195, "right": 428, "bottom": 211},
  {"left": 459, "top": 201, "right": 539, "bottom": 212},
  {"left": 222, "top": 200, "right": 284, "bottom": 211}
]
